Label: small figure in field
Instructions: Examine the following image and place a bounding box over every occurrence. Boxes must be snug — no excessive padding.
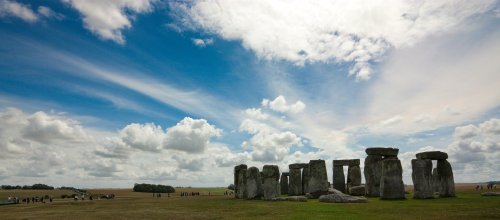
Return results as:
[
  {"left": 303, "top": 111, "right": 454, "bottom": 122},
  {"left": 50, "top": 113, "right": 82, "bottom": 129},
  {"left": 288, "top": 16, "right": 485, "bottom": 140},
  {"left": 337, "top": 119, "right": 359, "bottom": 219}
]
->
[
  {"left": 475, "top": 185, "right": 479, "bottom": 190},
  {"left": 49, "top": 196, "right": 53, "bottom": 203},
  {"left": 158, "top": 193, "right": 161, "bottom": 198},
  {"left": 153, "top": 193, "right": 155, "bottom": 198},
  {"left": 89, "top": 195, "right": 93, "bottom": 201}
]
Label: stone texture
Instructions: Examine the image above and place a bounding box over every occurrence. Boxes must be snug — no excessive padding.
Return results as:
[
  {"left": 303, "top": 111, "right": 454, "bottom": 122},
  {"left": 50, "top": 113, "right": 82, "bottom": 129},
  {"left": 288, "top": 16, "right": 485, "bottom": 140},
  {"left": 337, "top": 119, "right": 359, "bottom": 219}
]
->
[
  {"left": 307, "top": 160, "right": 329, "bottom": 198},
  {"left": 364, "top": 155, "right": 383, "bottom": 197},
  {"left": 234, "top": 164, "right": 247, "bottom": 198},
  {"left": 380, "top": 158, "right": 405, "bottom": 199},
  {"left": 280, "top": 173, "right": 289, "bottom": 195},
  {"left": 319, "top": 194, "right": 368, "bottom": 203},
  {"left": 288, "top": 167, "right": 303, "bottom": 195},
  {"left": 416, "top": 151, "right": 448, "bottom": 160},
  {"left": 332, "top": 165, "right": 346, "bottom": 193},
  {"left": 289, "top": 163, "right": 309, "bottom": 169},
  {"left": 262, "top": 165, "right": 280, "bottom": 200},
  {"left": 437, "top": 160, "right": 455, "bottom": 197},
  {"left": 347, "top": 165, "right": 362, "bottom": 189},
  {"left": 481, "top": 192, "right": 500, "bottom": 196},
  {"left": 246, "top": 167, "right": 262, "bottom": 199},
  {"left": 328, "top": 188, "right": 344, "bottom": 195},
  {"left": 366, "top": 147, "right": 399, "bottom": 156},
  {"left": 432, "top": 168, "right": 439, "bottom": 192},
  {"left": 302, "top": 164, "right": 310, "bottom": 195},
  {"left": 349, "top": 185, "right": 366, "bottom": 196},
  {"left": 333, "top": 159, "right": 360, "bottom": 166},
  {"left": 237, "top": 168, "right": 248, "bottom": 199},
  {"left": 411, "top": 159, "right": 434, "bottom": 199}
]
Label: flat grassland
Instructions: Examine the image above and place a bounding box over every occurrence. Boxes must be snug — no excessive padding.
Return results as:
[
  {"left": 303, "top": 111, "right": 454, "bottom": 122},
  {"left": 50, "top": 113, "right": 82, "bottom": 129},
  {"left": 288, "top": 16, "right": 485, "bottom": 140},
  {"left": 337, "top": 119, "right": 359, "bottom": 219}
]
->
[{"left": 0, "top": 184, "right": 499, "bottom": 220}]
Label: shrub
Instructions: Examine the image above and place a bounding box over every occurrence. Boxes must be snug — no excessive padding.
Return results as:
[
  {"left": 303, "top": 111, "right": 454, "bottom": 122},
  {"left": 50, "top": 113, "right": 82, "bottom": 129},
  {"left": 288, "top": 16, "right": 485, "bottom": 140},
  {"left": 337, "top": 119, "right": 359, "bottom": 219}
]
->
[{"left": 133, "top": 183, "right": 175, "bottom": 193}]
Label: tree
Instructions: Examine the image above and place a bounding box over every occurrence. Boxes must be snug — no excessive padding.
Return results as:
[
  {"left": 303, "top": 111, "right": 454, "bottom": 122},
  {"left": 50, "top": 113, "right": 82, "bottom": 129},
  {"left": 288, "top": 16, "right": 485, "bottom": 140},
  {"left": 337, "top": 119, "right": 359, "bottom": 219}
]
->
[{"left": 227, "top": 184, "right": 235, "bottom": 190}]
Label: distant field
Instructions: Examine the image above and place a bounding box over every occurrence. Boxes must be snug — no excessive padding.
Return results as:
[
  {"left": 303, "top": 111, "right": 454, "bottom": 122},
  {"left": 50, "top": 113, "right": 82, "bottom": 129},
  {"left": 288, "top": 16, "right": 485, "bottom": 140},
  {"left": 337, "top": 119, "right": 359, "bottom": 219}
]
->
[{"left": 0, "top": 184, "right": 499, "bottom": 219}]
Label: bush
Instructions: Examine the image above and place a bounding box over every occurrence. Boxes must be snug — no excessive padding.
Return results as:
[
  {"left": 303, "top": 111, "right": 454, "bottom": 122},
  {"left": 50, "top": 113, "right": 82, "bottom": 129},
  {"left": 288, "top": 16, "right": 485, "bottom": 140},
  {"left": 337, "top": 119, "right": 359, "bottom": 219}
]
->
[
  {"left": 133, "top": 183, "right": 175, "bottom": 193},
  {"left": 227, "top": 184, "right": 235, "bottom": 190}
]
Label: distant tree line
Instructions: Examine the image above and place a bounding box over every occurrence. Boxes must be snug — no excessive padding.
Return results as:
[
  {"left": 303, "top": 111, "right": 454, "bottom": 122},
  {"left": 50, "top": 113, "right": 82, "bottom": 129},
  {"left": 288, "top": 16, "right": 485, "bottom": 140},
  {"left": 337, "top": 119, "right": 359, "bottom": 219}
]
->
[
  {"left": 1, "top": 183, "right": 54, "bottom": 190},
  {"left": 133, "top": 183, "right": 175, "bottom": 193}
]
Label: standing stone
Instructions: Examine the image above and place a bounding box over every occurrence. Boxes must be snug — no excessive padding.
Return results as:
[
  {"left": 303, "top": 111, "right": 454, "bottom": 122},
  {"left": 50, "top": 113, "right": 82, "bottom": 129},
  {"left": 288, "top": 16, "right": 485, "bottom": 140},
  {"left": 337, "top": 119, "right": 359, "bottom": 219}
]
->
[
  {"left": 333, "top": 165, "right": 346, "bottom": 193},
  {"left": 262, "top": 165, "right": 280, "bottom": 200},
  {"left": 246, "top": 167, "right": 262, "bottom": 199},
  {"left": 411, "top": 159, "right": 434, "bottom": 199},
  {"left": 437, "top": 160, "right": 455, "bottom": 197},
  {"left": 237, "top": 168, "right": 248, "bottom": 199},
  {"left": 308, "top": 160, "right": 329, "bottom": 198},
  {"left": 289, "top": 168, "right": 303, "bottom": 195},
  {"left": 364, "top": 155, "right": 383, "bottom": 196},
  {"left": 347, "top": 165, "right": 362, "bottom": 189},
  {"left": 280, "top": 172, "right": 289, "bottom": 195},
  {"left": 302, "top": 164, "right": 310, "bottom": 195},
  {"left": 234, "top": 164, "right": 247, "bottom": 198},
  {"left": 380, "top": 158, "right": 405, "bottom": 199},
  {"left": 432, "top": 167, "right": 439, "bottom": 192}
]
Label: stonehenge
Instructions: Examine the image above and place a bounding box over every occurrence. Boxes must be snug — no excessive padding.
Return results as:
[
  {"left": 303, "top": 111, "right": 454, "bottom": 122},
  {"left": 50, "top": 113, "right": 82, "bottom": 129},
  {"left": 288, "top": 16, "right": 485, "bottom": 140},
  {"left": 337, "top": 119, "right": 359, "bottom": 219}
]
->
[
  {"left": 332, "top": 159, "right": 361, "bottom": 194},
  {"left": 288, "top": 163, "right": 308, "bottom": 195},
  {"left": 306, "top": 160, "right": 329, "bottom": 198},
  {"left": 364, "top": 147, "right": 405, "bottom": 199},
  {"left": 262, "top": 165, "right": 280, "bottom": 200},
  {"left": 246, "top": 167, "right": 263, "bottom": 199},
  {"left": 280, "top": 172, "right": 289, "bottom": 195},
  {"left": 411, "top": 151, "right": 455, "bottom": 198},
  {"left": 234, "top": 164, "right": 247, "bottom": 198}
]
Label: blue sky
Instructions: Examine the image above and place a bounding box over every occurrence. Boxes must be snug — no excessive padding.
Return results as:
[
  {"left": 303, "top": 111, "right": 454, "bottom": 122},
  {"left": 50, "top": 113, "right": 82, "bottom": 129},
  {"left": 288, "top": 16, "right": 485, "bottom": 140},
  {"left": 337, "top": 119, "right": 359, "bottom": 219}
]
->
[{"left": 0, "top": 0, "right": 499, "bottom": 188}]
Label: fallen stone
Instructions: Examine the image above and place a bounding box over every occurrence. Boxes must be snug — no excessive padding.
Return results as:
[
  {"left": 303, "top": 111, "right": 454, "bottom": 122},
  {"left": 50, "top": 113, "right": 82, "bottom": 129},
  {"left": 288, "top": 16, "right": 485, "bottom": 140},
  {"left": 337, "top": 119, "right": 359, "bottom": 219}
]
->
[
  {"left": 289, "top": 163, "right": 309, "bottom": 169},
  {"left": 416, "top": 151, "right": 448, "bottom": 160},
  {"left": 365, "top": 147, "right": 399, "bottom": 156},
  {"left": 380, "top": 158, "right": 406, "bottom": 200},
  {"left": 319, "top": 194, "right": 368, "bottom": 203},
  {"left": 246, "top": 167, "right": 263, "bottom": 199},
  {"left": 411, "top": 159, "right": 434, "bottom": 199},
  {"left": 481, "top": 192, "right": 500, "bottom": 196},
  {"left": 349, "top": 185, "right": 366, "bottom": 196},
  {"left": 328, "top": 188, "right": 344, "bottom": 195},
  {"left": 333, "top": 159, "right": 360, "bottom": 166},
  {"left": 307, "top": 160, "right": 329, "bottom": 198},
  {"left": 364, "top": 155, "right": 383, "bottom": 197},
  {"left": 333, "top": 165, "right": 346, "bottom": 193}
]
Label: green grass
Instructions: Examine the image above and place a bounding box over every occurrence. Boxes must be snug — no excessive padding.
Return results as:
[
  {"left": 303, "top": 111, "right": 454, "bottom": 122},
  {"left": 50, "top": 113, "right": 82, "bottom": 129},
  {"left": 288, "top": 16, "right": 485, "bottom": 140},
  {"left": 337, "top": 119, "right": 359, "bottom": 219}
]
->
[{"left": 0, "top": 187, "right": 499, "bottom": 219}]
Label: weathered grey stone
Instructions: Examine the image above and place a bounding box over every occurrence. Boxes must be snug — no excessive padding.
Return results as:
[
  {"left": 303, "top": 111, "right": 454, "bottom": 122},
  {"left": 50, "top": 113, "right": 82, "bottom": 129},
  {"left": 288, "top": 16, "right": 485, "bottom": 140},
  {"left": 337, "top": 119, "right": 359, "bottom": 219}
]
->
[
  {"left": 347, "top": 165, "right": 362, "bottom": 189},
  {"left": 380, "top": 158, "right": 405, "bottom": 199},
  {"left": 234, "top": 164, "right": 247, "bottom": 198},
  {"left": 328, "top": 187, "right": 344, "bottom": 195},
  {"left": 333, "top": 159, "right": 360, "bottom": 166},
  {"left": 307, "top": 160, "right": 329, "bottom": 198},
  {"left": 280, "top": 173, "right": 289, "bottom": 195},
  {"left": 349, "top": 185, "right": 366, "bottom": 196},
  {"left": 237, "top": 168, "right": 248, "bottom": 199},
  {"left": 262, "top": 165, "right": 280, "bottom": 200},
  {"left": 416, "top": 151, "right": 448, "bottom": 160},
  {"left": 432, "top": 167, "right": 439, "bottom": 192},
  {"left": 318, "top": 194, "right": 368, "bottom": 203},
  {"left": 364, "top": 155, "right": 383, "bottom": 197},
  {"left": 302, "top": 164, "right": 310, "bottom": 195},
  {"left": 333, "top": 165, "right": 346, "bottom": 193},
  {"left": 437, "top": 160, "right": 455, "bottom": 197},
  {"left": 246, "top": 167, "right": 262, "bottom": 199},
  {"left": 411, "top": 159, "right": 434, "bottom": 199},
  {"left": 289, "top": 163, "right": 309, "bottom": 169},
  {"left": 481, "top": 192, "right": 500, "bottom": 196},
  {"left": 282, "top": 172, "right": 289, "bottom": 176},
  {"left": 366, "top": 147, "right": 399, "bottom": 156},
  {"left": 288, "top": 168, "right": 303, "bottom": 195}
]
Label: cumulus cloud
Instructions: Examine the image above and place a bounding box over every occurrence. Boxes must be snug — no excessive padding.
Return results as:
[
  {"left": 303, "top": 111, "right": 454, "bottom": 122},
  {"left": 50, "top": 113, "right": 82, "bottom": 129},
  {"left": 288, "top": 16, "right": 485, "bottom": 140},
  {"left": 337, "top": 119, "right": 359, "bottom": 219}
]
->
[
  {"left": 169, "top": 0, "right": 495, "bottom": 80},
  {"left": 22, "top": 111, "right": 88, "bottom": 144},
  {"left": 0, "top": 0, "right": 38, "bottom": 22},
  {"left": 120, "top": 123, "right": 164, "bottom": 152},
  {"left": 192, "top": 38, "right": 213, "bottom": 47},
  {"left": 163, "top": 117, "right": 222, "bottom": 153},
  {"left": 262, "top": 95, "right": 305, "bottom": 114},
  {"left": 63, "top": 0, "right": 156, "bottom": 44}
]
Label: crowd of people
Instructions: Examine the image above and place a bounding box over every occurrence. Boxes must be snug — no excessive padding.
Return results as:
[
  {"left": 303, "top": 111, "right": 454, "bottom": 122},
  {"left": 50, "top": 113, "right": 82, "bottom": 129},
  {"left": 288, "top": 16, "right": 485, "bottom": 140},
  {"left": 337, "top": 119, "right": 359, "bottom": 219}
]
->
[{"left": 475, "top": 183, "right": 497, "bottom": 190}]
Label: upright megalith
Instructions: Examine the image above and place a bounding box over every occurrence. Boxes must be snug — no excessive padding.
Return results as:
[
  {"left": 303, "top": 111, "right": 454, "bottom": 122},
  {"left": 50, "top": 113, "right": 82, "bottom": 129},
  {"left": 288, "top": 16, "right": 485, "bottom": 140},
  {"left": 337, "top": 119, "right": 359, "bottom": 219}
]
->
[
  {"left": 237, "top": 168, "right": 248, "bottom": 199},
  {"left": 302, "top": 164, "right": 310, "bottom": 194},
  {"left": 280, "top": 172, "right": 289, "bottom": 195},
  {"left": 307, "top": 160, "right": 329, "bottom": 198},
  {"left": 234, "top": 164, "right": 247, "bottom": 198},
  {"left": 246, "top": 167, "right": 263, "bottom": 199},
  {"left": 289, "top": 163, "right": 307, "bottom": 195},
  {"left": 364, "top": 155, "right": 383, "bottom": 196},
  {"left": 347, "top": 165, "right": 361, "bottom": 189},
  {"left": 380, "top": 158, "right": 405, "bottom": 199},
  {"left": 432, "top": 168, "right": 439, "bottom": 192},
  {"left": 411, "top": 159, "right": 434, "bottom": 199},
  {"left": 262, "top": 165, "right": 280, "bottom": 200},
  {"left": 437, "top": 159, "right": 455, "bottom": 197},
  {"left": 332, "top": 165, "right": 345, "bottom": 193}
]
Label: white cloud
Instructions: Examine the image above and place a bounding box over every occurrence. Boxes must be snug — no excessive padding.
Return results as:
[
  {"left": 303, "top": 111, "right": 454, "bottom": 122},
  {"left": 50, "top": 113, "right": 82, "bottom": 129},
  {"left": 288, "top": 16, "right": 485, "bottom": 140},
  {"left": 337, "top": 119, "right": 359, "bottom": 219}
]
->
[
  {"left": 120, "top": 123, "right": 164, "bottom": 152},
  {"left": 63, "top": 0, "right": 155, "bottom": 44},
  {"left": 170, "top": 0, "right": 495, "bottom": 80},
  {"left": 192, "top": 38, "right": 213, "bottom": 47},
  {"left": 37, "top": 6, "right": 63, "bottom": 20},
  {"left": 22, "top": 111, "right": 88, "bottom": 144},
  {"left": 244, "top": 108, "right": 268, "bottom": 120},
  {"left": 262, "top": 95, "right": 305, "bottom": 114},
  {"left": 163, "top": 117, "right": 222, "bottom": 153},
  {"left": 0, "top": 0, "right": 38, "bottom": 22}
]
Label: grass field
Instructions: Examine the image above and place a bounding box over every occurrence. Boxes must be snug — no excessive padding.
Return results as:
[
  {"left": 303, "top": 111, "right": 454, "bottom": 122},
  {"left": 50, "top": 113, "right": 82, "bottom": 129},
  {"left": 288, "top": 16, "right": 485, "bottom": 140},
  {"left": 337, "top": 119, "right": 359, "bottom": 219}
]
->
[{"left": 0, "top": 184, "right": 499, "bottom": 219}]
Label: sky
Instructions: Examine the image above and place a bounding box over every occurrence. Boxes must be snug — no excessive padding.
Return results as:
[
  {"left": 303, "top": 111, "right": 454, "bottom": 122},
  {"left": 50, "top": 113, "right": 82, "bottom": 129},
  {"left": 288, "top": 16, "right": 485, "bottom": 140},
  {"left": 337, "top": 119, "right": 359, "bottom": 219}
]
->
[{"left": 0, "top": 0, "right": 499, "bottom": 188}]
